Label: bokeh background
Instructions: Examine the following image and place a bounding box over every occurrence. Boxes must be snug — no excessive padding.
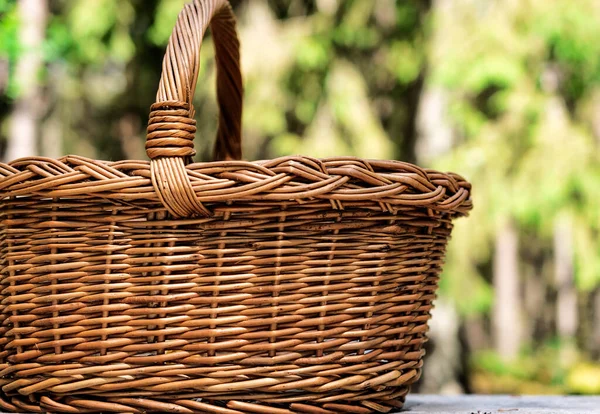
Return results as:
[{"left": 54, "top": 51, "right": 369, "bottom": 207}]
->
[{"left": 1, "top": 0, "right": 599, "bottom": 395}]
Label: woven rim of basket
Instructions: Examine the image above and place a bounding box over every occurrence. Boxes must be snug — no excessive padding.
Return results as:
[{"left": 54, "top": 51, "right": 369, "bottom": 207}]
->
[{"left": 0, "top": 155, "right": 472, "bottom": 216}]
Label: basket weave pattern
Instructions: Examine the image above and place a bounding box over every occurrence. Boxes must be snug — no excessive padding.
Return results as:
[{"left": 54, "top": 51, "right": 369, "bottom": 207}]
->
[{"left": 0, "top": 1, "right": 472, "bottom": 413}]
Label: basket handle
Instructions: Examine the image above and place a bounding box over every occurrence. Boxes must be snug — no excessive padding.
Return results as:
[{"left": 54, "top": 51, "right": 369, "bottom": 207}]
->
[{"left": 146, "top": 0, "right": 242, "bottom": 217}]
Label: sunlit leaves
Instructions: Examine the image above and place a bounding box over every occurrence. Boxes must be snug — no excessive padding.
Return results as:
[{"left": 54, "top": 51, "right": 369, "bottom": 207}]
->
[
  {"left": 566, "top": 363, "right": 600, "bottom": 394},
  {"left": 0, "top": 0, "right": 18, "bottom": 59},
  {"left": 430, "top": 0, "right": 600, "bottom": 313},
  {"left": 0, "top": 0, "right": 18, "bottom": 97},
  {"left": 386, "top": 40, "right": 422, "bottom": 84},
  {"left": 147, "top": 0, "right": 187, "bottom": 46},
  {"left": 295, "top": 35, "right": 330, "bottom": 70},
  {"left": 532, "top": 0, "right": 600, "bottom": 103}
]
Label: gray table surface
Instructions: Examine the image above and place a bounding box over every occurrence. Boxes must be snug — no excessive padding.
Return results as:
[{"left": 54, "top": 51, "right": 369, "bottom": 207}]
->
[
  {"left": 402, "top": 395, "right": 600, "bottom": 413},
  {"left": 0, "top": 395, "right": 598, "bottom": 413}
]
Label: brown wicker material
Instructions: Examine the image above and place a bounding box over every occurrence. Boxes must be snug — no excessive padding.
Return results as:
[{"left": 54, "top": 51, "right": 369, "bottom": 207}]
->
[{"left": 0, "top": 0, "right": 472, "bottom": 413}]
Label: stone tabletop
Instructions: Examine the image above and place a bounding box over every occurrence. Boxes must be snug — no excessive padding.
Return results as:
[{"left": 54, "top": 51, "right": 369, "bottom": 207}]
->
[
  {"left": 401, "top": 395, "right": 600, "bottom": 413},
  {"left": 0, "top": 395, "right": 597, "bottom": 413}
]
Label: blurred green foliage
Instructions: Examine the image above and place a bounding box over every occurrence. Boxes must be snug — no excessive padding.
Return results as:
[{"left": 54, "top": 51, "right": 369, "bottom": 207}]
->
[
  {"left": 472, "top": 341, "right": 600, "bottom": 395},
  {"left": 0, "top": 0, "right": 19, "bottom": 97},
  {"left": 432, "top": 0, "right": 600, "bottom": 308}
]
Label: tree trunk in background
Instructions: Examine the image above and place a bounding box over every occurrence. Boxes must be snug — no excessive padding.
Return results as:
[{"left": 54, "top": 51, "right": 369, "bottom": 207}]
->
[
  {"left": 493, "top": 219, "right": 522, "bottom": 361},
  {"left": 118, "top": 114, "right": 145, "bottom": 160},
  {"left": 40, "top": 64, "right": 65, "bottom": 159},
  {"left": 416, "top": 0, "right": 454, "bottom": 164},
  {"left": 463, "top": 314, "right": 490, "bottom": 351},
  {"left": 41, "top": 112, "right": 62, "bottom": 159},
  {"left": 375, "top": 0, "right": 431, "bottom": 165},
  {"left": 416, "top": 86, "right": 454, "bottom": 164},
  {"left": 592, "top": 289, "right": 600, "bottom": 359},
  {"left": 395, "top": 71, "right": 425, "bottom": 164},
  {"left": 590, "top": 91, "right": 600, "bottom": 146},
  {"left": 554, "top": 215, "right": 577, "bottom": 340},
  {"left": 417, "top": 298, "right": 464, "bottom": 394},
  {"left": 5, "top": 0, "right": 48, "bottom": 160},
  {"left": 523, "top": 260, "right": 548, "bottom": 345}
]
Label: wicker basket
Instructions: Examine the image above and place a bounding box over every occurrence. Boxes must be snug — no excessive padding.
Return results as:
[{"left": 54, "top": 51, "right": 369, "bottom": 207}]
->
[{"left": 0, "top": 1, "right": 472, "bottom": 413}]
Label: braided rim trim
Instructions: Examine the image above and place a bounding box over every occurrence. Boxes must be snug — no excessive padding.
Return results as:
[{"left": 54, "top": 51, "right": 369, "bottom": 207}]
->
[{"left": 0, "top": 155, "right": 472, "bottom": 215}]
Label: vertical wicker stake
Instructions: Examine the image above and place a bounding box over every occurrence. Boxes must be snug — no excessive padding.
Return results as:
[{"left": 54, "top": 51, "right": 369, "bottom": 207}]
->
[{"left": 0, "top": 0, "right": 472, "bottom": 412}]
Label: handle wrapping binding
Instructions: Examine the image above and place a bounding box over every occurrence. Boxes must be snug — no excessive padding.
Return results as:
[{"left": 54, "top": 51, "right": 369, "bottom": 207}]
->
[{"left": 146, "top": 0, "right": 242, "bottom": 217}]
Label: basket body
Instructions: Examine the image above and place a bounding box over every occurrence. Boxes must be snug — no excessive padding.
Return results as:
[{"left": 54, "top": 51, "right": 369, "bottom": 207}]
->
[{"left": 0, "top": 155, "right": 470, "bottom": 413}]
